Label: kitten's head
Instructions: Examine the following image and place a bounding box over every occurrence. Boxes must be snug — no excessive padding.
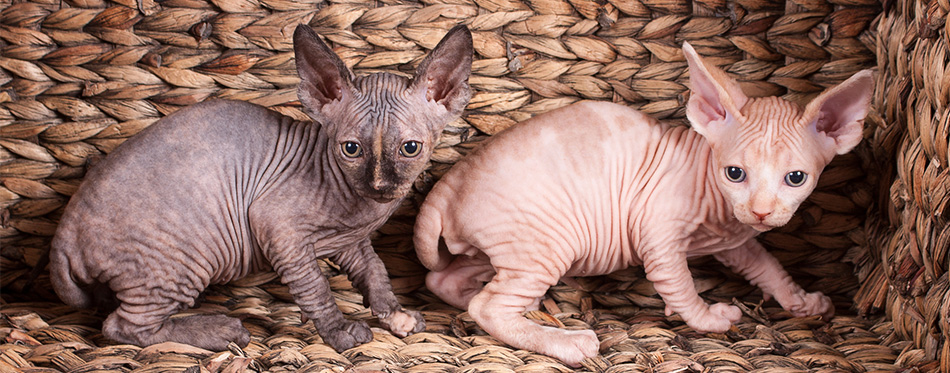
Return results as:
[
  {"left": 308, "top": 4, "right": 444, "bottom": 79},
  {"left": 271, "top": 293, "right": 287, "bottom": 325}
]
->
[
  {"left": 293, "top": 24, "right": 472, "bottom": 203},
  {"left": 683, "top": 43, "right": 873, "bottom": 231}
]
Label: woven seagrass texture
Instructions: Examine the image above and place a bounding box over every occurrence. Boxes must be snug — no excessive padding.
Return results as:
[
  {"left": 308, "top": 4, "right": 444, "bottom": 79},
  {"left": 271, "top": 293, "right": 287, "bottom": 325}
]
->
[
  {"left": 0, "top": 264, "right": 922, "bottom": 372},
  {"left": 855, "top": 0, "right": 950, "bottom": 370},
  {"left": 0, "top": 0, "right": 928, "bottom": 370}
]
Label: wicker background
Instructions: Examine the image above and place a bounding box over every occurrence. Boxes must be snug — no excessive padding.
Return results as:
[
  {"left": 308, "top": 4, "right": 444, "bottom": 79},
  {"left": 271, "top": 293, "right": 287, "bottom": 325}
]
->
[
  {"left": 0, "top": 0, "right": 944, "bottom": 370},
  {"left": 857, "top": 0, "right": 950, "bottom": 370}
]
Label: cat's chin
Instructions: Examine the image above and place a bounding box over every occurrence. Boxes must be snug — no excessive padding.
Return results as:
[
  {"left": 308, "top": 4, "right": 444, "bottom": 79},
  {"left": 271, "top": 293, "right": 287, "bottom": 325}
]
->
[
  {"left": 749, "top": 223, "right": 774, "bottom": 232},
  {"left": 368, "top": 195, "right": 397, "bottom": 203}
]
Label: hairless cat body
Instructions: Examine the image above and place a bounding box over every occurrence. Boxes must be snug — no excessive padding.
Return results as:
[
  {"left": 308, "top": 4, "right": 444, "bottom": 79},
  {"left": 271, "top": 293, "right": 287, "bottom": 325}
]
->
[
  {"left": 414, "top": 43, "right": 873, "bottom": 366},
  {"left": 50, "top": 24, "right": 472, "bottom": 351}
]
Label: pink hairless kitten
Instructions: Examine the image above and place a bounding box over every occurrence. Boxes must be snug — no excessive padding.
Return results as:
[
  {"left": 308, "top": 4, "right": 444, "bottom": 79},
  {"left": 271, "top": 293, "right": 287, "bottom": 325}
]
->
[{"left": 413, "top": 42, "right": 873, "bottom": 366}]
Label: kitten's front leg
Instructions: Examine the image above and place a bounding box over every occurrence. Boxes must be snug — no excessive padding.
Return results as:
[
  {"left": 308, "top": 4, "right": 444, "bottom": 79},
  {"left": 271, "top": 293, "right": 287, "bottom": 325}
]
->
[
  {"left": 265, "top": 239, "right": 373, "bottom": 351},
  {"left": 331, "top": 239, "right": 425, "bottom": 337},
  {"left": 713, "top": 239, "right": 833, "bottom": 319},
  {"left": 642, "top": 247, "right": 741, "bottom": 332}
]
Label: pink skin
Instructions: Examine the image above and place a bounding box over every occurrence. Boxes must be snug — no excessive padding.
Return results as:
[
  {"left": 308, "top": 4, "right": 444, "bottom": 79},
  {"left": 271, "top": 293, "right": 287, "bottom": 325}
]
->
[{"left": 413, "top": 43, "right": 873, "bottom": 367}]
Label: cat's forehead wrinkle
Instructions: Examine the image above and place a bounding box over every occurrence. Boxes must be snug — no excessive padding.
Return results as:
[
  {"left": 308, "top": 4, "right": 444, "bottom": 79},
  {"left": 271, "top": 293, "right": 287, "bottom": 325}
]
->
[
  {"left": 349, "top": 73, "right": 416, "bottom": 132},
  {"left": 720, "top": 97, "right": 815, "bottom": 170},
  {"left": 353, "top": 73, "right": 411, "bottom": 96},
  {"left": 740, "top": 97, "right": 803, "bottom": 130},
  {"left": 735, "top": 97, "right": 807, "bottom": 147}
]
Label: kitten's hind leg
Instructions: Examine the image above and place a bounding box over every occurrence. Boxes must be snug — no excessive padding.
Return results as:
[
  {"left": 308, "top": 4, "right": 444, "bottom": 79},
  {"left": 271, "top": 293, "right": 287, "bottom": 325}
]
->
[
  {"left": 425, "top": 252, "right": 495, "bottom": 310},
  {"left": 467, "top": 269, "right": 599, "bottom": 367},
  {"left": 102, "top": 293, "right": 250, "bottom": 350}
]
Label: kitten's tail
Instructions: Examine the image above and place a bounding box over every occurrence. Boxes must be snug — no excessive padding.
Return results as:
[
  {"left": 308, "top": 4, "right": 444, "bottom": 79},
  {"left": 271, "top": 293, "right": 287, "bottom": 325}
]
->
[
  {"left": 49, "top": 235, "right": 94, "bottom": 309},
  {"left": 413, "top": 195, "right": 454, "bottom": 272}
]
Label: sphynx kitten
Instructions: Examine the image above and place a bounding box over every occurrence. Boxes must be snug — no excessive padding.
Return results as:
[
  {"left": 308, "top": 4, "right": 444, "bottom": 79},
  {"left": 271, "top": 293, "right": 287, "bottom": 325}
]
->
[
  {"left": 50, "top": 24, "right": 472, "bottom": 351},
  {"left": 414, "top": 43, "right": 873, "bottom": 365}
]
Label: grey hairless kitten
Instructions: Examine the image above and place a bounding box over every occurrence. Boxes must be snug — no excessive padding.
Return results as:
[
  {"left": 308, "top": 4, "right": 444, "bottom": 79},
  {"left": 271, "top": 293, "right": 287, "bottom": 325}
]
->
[{"left": 49, "top": 24, "right": 473, "bottom": 351}]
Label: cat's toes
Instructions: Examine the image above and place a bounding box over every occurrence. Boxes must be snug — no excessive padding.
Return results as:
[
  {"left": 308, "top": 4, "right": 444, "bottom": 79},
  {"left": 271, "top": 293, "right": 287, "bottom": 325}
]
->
[
  {"left": 788, "top": 292, "right": 833, "bottom": 319},
  {"left": 380, "top": 309, "right": 425, "bottom": 337},
  {"left": 685, "top": 303, "right": 741, "bottom": 333},
  {"left": 545, "top": 329, "right": 599, "bottom": 367},
  {"left": 220, "top": 316, "right": 251, "bottom": 348},
  {"left": 322, "top": 319, "right": 373, "bottom": 352},
  {"left": 710, "top": 302, "right": 742, "bottom": 322}
]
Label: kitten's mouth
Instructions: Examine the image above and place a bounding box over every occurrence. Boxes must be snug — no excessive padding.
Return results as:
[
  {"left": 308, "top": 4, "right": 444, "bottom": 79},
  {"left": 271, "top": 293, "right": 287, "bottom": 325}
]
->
[
  {"left": 363, "top": 190, "right": 405, "bottom": 203},
  {"left": 737, "top": 214, "right": 780, "bottom": 231}
]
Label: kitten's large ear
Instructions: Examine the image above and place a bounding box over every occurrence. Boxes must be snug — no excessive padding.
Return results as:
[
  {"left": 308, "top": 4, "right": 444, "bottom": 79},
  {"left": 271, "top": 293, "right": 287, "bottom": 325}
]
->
[
  {"left": 410, "top": 25, "right": 473, "bottom": 119},
  {"left": 803, "top": 69, "right": 873, "bottom": 157},
  {"left": 294, "top": 24, "right": 354, "bottom": 118},
  {"left": 683, "top": 42, "right": 749, "bottom": 139}
]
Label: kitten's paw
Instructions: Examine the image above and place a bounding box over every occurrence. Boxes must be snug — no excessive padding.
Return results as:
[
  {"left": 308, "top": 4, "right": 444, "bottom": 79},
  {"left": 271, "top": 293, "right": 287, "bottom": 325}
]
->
[
  {"left": 711, "top": 302, "right": 743, "bottom": 322},
  {"left": 685, "top": 303, "right": 741, "bottom": 333},
  {"left": 544, "top": 329, "right": 599, "bottom": 367},
  {"left": 215, "top": 315, "right": 251, "bottom": 348},
  {"left": 379, "top": 309, "right": 425, "bottom": 337},
  {"left": 136, "top": 314, "right": 250, "bottom": 351},
  {"left": 787, "top": 291, "right": 833, "bottom": 319},
  {"left": 322, "top": 319, "right": 373, "bottom": 352}
]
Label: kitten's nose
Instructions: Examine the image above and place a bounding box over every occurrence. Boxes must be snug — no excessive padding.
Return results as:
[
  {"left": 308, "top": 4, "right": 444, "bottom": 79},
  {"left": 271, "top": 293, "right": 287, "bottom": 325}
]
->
[
  {"left": 372, "top": 178, "right": 394, "bottom": 193},
  {"left": 752, "top": 210, "right": 771, "bottom": 221}
]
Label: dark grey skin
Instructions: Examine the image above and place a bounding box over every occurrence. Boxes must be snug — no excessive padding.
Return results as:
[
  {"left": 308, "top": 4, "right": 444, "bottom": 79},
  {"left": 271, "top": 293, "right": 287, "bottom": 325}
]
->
[{"left": 49, "top": 24, "right": 473, "bottom": 352}]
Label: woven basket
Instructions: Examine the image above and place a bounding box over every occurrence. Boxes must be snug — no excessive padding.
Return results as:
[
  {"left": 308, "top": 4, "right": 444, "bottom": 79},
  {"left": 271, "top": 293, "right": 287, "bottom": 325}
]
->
[
  {"left": 855, "top": 0, "right": 950, "bottom": 370},
  {"left": 0, "top": 0, "right": 941, "bottom": 370}
]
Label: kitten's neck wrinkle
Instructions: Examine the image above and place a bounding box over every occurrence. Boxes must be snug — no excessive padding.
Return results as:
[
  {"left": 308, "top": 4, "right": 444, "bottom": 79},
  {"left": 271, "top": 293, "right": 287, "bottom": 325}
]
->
[
  {"left": 699, "top": 139, "right": 730, "bottom": 224},
  {"left": 314, "top": 123, "right": 360, "bottom": 203},
  {"left": 250, "top": 116, "right": 318, "bottom": 197},
  {"left": 683, "top": 129, "right": 737, "bottom": 229},
  {"left": 256, "top": 116, "right": 355, "bottom": 204}
]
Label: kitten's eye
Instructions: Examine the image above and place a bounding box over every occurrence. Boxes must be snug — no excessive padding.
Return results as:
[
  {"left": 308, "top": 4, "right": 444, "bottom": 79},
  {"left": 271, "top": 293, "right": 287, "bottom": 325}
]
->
[
  {"left": 341, "top": 142, "right": 362, "bottom": 158},
  {"left": 400, "top": 141, "right": 422, "bottom": 157},
  {"left": 724, "top": 167, "right": 746, "bottom": 182},
  {"left": 785, "top": 171, "right": 807, "bottom": 187}
]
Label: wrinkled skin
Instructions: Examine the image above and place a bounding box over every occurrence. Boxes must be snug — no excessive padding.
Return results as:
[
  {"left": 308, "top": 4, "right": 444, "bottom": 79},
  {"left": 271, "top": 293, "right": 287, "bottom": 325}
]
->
[
  {"left": 413, "top": 43, "right": 873, "bottom": 366},
  {"left": 49, "top": 24, "right": 473, "bottom": 352}
]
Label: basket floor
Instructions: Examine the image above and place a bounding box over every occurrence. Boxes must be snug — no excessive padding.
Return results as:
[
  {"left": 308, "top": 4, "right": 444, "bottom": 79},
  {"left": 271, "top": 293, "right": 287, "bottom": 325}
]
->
[{"left": 0, "top": 275, "right": 913, "bottom": 373}]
